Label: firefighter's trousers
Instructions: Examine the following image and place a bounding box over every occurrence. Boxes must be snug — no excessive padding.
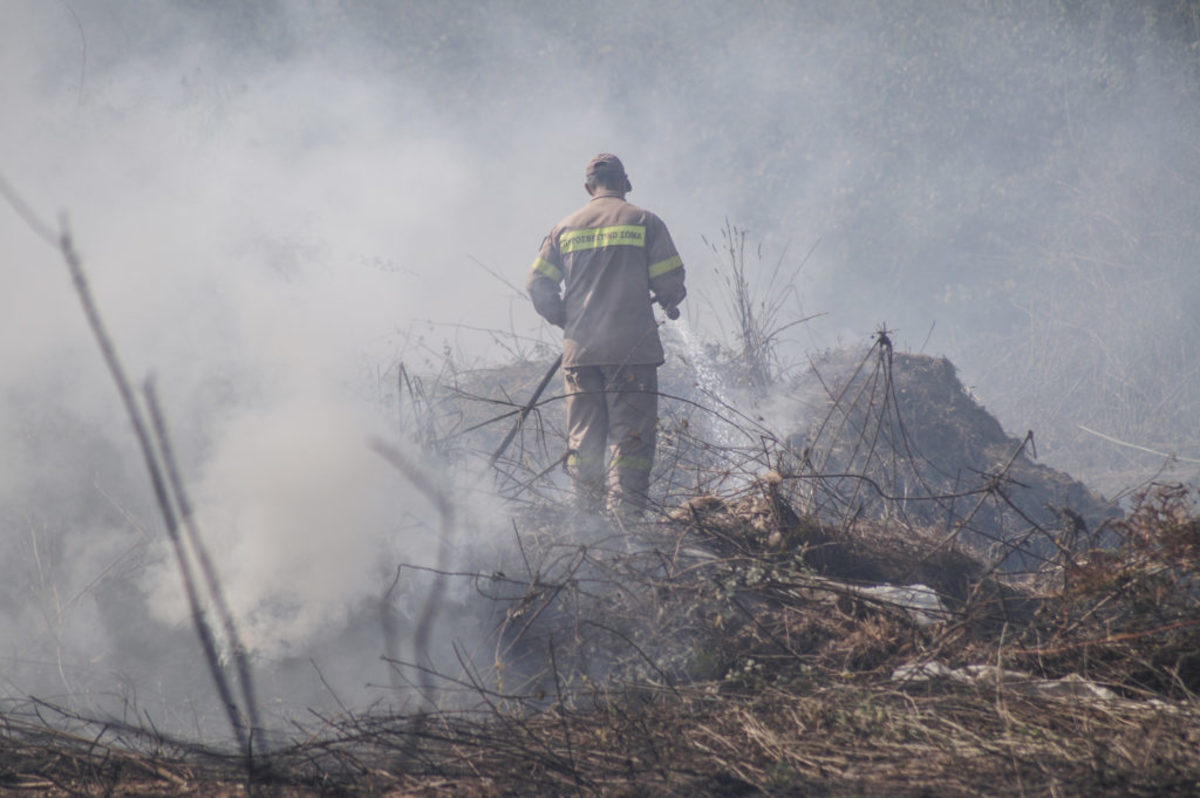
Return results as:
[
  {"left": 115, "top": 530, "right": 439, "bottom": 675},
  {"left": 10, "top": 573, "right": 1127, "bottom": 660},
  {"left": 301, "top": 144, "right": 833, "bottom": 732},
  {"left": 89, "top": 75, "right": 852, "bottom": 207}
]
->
[{"left": 564, "top": 364, "right": 658, "bottom": 513}]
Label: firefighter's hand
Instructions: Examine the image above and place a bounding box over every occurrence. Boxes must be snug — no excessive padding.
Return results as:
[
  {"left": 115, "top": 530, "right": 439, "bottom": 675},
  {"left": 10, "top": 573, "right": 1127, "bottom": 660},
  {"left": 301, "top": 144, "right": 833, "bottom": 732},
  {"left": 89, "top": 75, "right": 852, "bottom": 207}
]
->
[{"left": 652, "top": 293, "right": 681, "bottom": 320}]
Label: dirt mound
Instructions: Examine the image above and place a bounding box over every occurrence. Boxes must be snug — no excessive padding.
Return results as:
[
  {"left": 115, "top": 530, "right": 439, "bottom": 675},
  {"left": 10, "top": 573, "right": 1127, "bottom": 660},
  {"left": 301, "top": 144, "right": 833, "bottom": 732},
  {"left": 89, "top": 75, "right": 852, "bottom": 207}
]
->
[{"left": 785, "top": 342, "right": 1120, "bottom": 571}]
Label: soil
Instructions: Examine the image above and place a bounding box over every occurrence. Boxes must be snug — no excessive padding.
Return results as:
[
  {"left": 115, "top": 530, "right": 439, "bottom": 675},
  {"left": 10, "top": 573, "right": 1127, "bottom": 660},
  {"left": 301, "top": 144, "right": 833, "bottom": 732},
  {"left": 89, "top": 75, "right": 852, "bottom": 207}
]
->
[{"left": 783, "top": 346, "right": 1122, "bottom": 571}]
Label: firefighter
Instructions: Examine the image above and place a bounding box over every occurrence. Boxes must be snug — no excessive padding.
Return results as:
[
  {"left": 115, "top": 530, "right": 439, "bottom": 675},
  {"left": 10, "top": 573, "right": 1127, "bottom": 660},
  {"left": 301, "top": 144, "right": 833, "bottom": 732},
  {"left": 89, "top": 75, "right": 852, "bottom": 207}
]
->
[{"left": 526, "top": 153, "right": 686, "bottom": 515}]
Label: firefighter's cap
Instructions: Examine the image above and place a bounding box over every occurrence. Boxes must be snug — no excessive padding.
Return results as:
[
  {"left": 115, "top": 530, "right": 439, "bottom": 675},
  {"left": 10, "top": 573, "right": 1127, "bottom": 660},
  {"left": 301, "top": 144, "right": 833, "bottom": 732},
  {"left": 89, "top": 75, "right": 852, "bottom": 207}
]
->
[{"left": 585, "top": 153, "right": 626, "bottom": 178}]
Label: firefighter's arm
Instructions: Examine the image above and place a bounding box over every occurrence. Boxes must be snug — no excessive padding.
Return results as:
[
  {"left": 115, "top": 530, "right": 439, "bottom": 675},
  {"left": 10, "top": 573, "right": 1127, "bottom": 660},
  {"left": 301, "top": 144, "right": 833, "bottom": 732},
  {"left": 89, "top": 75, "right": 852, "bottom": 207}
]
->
[
  {"left": 647, "top": 216, "right": 686, "bottom": 312},
  {"left": 527, "top": 254, "right": 566, "bottom": 328},
  {"left": 652, "top": 278, "right": 686, "bottom": 313}
]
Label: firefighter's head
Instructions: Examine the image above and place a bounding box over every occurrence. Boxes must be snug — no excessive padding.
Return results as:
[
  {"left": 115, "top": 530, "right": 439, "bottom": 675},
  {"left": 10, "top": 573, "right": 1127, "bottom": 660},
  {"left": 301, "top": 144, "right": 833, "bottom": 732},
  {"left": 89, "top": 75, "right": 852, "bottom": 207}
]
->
[{"left": 584, "top": 153, "right": 632, "bottom": 196}]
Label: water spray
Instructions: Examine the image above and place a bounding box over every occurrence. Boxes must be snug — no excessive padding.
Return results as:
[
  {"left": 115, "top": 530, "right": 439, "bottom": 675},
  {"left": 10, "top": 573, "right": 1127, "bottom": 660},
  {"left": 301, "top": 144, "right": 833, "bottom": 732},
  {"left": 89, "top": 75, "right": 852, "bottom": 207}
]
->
[{"left": 658, "top": 306, "right": 743, "bottom": 449}]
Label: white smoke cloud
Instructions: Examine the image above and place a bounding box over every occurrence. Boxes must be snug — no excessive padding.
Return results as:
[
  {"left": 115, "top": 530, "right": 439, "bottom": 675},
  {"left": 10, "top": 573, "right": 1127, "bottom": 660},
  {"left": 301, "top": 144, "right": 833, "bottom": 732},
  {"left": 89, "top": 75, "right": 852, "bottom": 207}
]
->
[
  {"left": 142, "top": 394, "right": 408, "bottom": 657},
  {"left": 2, "top": 0, "right": 1198, "bottom": 727}
]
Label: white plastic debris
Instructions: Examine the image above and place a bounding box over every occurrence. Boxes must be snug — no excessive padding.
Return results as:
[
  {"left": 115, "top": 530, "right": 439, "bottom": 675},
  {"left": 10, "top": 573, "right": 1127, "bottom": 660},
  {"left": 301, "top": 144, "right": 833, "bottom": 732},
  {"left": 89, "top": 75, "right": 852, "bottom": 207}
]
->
[
  {"left": 853, "top": 583, "right": 950, "bottom": 626},
  {"left": 891, "top": 662, "right": 1121, "bottom": 702}
]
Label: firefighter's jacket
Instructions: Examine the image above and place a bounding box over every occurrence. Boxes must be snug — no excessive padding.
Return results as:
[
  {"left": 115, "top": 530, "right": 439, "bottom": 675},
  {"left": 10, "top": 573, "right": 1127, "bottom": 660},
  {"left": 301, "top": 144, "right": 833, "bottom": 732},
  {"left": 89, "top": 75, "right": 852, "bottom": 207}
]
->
[{"left": 527, "top": 191, "right": 686, "bottom": 368}]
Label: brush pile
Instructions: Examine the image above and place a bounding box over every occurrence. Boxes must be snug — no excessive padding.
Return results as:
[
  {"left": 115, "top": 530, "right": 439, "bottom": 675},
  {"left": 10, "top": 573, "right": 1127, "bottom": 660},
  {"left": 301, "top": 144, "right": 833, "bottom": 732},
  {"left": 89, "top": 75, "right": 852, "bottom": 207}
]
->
[
  {"left": 3, "top": 341, "right": 1198, "bottom": 796},
  {"left": 6, "top": 480, "right": 1195, "bottom": 796}
]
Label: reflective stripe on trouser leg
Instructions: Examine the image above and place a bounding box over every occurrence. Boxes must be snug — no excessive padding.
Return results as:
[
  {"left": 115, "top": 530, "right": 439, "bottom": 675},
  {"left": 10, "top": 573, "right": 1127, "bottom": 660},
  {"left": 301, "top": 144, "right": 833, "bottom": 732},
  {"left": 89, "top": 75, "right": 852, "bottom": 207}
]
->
[
  {"left": 564, "top": 366, "right": 608, "bottom": 510},
  {"left": 606, "top": 365, "right": 658, "bottom": 513}
]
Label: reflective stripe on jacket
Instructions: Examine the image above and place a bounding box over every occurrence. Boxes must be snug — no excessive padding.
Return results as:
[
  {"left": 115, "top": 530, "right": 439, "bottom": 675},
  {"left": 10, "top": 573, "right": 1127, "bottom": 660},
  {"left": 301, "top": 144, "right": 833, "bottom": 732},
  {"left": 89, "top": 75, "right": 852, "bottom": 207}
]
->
[{"left": 527, "top": 192, "right": 686, "bottom": 368}]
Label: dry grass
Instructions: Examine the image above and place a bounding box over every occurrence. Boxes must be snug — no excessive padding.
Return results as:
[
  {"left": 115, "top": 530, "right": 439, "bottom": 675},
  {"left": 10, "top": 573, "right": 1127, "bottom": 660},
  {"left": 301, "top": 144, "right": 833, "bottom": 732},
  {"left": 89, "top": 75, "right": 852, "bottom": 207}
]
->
[{"left": 4, "top": 484, "right": 1198, "bottom": 796}]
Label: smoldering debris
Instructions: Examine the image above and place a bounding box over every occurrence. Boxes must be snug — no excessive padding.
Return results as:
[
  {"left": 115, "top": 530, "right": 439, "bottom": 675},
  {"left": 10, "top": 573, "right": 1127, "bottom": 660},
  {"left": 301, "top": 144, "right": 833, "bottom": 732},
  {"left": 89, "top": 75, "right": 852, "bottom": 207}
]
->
[
  {"left": 7, "top": 475, "right": 1196, "bottom": 796},
  {"left": 0, "top": 317, "right": 1197, "bottom": 793}
]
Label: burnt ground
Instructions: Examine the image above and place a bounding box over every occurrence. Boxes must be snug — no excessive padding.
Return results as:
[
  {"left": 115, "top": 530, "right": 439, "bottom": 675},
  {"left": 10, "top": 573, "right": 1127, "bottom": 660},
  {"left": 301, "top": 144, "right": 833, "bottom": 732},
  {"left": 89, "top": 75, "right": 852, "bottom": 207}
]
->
[
  {"left": 3, "top": 489, "right": 1197, "bottom": 797},
  {"left": 4, "top": 343, "right": 1198, "bottom": 796}
]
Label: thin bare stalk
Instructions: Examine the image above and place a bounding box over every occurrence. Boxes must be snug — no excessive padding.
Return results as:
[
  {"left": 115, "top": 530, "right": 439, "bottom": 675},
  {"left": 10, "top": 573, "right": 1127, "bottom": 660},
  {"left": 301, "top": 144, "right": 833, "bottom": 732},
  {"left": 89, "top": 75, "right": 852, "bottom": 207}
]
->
[
  {"left": 143, "top": 378, "right": 265, "bottom": 757},
  {"left": 370, "top": 438, "right": 455, "bottom": 710}
]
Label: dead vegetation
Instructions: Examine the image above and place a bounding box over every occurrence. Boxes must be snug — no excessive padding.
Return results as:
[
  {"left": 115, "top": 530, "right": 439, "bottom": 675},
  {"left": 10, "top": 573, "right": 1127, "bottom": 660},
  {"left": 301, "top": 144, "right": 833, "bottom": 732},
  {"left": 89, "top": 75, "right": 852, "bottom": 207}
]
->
[
  {"left": 5, "top": 339, "right": 1198, "bottom": 796},
  {"left": 3, "top": 213, "right": 1197, "bottom": 796},
  {"left": 3, "top": 481, "right": 1198, "bottom": 796}
]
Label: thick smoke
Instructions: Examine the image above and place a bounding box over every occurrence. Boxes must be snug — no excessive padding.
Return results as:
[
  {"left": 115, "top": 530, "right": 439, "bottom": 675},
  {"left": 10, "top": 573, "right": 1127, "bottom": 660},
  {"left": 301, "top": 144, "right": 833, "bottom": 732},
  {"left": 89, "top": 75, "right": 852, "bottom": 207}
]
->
[{"left": 2, "top": 0, "right": 1198, "bottom": 734}]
